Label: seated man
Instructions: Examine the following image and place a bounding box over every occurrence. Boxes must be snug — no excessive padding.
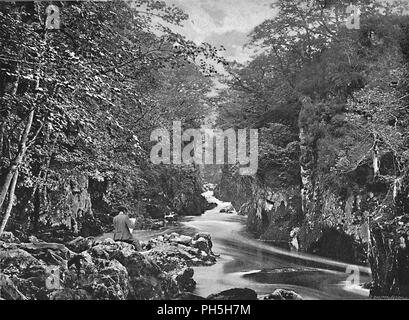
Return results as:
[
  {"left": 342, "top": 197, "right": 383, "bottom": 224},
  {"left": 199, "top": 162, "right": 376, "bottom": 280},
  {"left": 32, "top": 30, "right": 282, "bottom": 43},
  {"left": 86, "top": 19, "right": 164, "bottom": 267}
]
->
[{"left": 113, "top": 206, "right": 141, "bottom": 250}]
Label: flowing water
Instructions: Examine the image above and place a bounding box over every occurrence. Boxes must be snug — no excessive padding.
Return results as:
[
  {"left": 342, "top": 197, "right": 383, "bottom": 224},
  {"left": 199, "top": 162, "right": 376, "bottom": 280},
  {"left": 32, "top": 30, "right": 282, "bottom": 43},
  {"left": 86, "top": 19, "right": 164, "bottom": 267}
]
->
[
  {"left": 127, "top": 191, "right": 371, "bottom": 300},
  {"left": 178, "top": 191, "right": 371, "bottom": 300}
]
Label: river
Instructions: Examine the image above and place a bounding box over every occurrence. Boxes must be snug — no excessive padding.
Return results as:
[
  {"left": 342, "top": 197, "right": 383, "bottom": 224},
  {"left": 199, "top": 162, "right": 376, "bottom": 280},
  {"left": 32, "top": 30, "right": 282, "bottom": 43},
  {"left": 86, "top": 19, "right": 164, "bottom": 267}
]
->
[
  {"left": 130, "top": 191, "right": 371, "bottom": 300},
  {"left": 179, "top": 191, "right": 371, "bottom": 300}
]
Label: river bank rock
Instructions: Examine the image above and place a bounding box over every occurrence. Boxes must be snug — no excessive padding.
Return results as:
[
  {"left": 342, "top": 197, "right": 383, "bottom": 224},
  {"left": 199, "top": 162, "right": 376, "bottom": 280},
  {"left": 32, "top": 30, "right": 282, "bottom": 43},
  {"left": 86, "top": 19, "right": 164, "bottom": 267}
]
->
[
  {"left": 0, "top": 231, "right": 21, "bottom": 243},
  {"left": 170, "top": 235, "right": 193, "bottom": 246},
  {"left": 0, "top": 231, "right": 304, "bottom": 301},
  {"left": 220, "top": 204, "right": 236, "bottom": 214},
  {"left": 0, "top": 231, "right": 217, "bottom": 300},
  {"left": 145, "top": 232, "right": 217, "bottom": 268},
  {"left": 205, "top": 202, "right": 218, "bottom": 211},
  {"left": 173, "top": 292, "right": 207, "bottom": 300},
  {"left": 174, "top": 268, "right": 196, "bottom": 292},
  {"left": 66, "top": 236, "right": 95, "bottom": 253},
  {"left": 207, "top": 288, "right": 258, "bottom": 300},
  {"left": 260, "top": 289, "right": 303, "bottom": 300}
]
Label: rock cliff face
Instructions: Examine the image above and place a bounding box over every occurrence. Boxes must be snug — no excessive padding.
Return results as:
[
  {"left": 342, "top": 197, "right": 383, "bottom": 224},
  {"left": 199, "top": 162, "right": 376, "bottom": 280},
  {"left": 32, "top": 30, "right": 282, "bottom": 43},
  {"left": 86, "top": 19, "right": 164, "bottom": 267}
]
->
[
  {"left": 215, "top": 166, "right": 302, "bottom": 247},
  {"left": 296, "top": 181, "right": 373, "bottom": 264},
  {"left": 215, "top": 161, "right": 377, "bottom": 264},
  {"left": 12, "top": 173, "right": 104, "bottom": 240},
  {"left": 41, "top": 174, "right": 94, "bottom": 234},
  {"left": 141, "top": 167, "right": 208, "bottom": 219},
  {"left": 168, "top": 169, "right": 208, "bottom": 217},
  {"left": 17, "top": 167, "right": 207, "bottom": 239}
]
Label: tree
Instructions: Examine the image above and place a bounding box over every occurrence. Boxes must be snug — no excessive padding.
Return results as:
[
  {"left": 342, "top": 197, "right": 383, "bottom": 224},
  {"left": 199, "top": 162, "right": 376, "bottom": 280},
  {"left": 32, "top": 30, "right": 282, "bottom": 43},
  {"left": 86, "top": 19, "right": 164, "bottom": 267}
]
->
[
  {"left": 0, "top": 0, "right": 222, "bottom": 235},
  {"left": 216, "top": 0, "right": 409, "bottom": 296}
]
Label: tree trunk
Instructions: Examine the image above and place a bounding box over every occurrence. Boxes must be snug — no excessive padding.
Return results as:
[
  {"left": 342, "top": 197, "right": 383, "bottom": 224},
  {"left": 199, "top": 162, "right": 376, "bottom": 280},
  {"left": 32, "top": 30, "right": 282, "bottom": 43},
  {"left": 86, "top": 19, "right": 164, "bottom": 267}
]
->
[
  {"left": 298, "top": 96, "right": 318, "bottom": 219},
  {"left": 372, "top": 138, "right": 380, "bottom": 178},
  {"left": 0, "top": 76, "right": 38, "bottom": 211},
  {"left": 32, "top": 186, "right": 41, "bottom": 232},
  {"left": 0, "top": 121, "right": 4, "bottom": 157},
  {"left": 299, "top": 127, "right": 315, "bottom": 215},
  {"left": 1, "top": 71, "right": 20, "bottom": 156},
  {"left": 0, "top": 170, "right": 19, "bottom": 235},
  {"left": 0, "top": 106, "right": 35, "bottom": 211}
]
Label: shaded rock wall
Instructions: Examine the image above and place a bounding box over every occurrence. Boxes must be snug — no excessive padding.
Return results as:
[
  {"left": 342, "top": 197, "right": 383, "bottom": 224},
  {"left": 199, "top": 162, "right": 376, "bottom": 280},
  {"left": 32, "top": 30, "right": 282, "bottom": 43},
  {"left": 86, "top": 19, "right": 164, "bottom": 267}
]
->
[
  {"left": 160, "top": 167, "right": 208, "bottom": 217},
  {"left": 215, "top": 163, "right": 375, "bottom": 264},
  {"left": 297, "top": 184, "right": 372, "bottom": 264},
  {"left": 215, "top": 165, "right": 302, "bottom": 246},
  {"left": 43, "top": 174, "right": 93, "bottom": 234},
  {"left": 14, "top": 166, "right": 207, "bottom": 240}
]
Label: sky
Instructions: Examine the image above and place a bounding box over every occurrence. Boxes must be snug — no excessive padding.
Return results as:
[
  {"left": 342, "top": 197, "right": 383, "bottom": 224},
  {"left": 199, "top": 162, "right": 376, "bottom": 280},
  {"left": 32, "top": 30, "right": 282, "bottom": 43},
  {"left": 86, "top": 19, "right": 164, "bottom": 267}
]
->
[{"left": 167, "top": 0, "right": 277, "bottom": 63}]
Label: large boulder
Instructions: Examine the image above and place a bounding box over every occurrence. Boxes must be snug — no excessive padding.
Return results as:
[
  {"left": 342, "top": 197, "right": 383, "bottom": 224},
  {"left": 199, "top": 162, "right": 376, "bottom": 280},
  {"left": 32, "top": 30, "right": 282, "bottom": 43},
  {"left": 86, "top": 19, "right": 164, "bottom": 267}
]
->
[
  {"left": 220, "top": 204, "right": 236, "bottom": 214},
  {"left": 0, "top": 274, "right": 29, "bottom": 300},
  {"left": 207, "top": 288, "right": 258, "bottom": 300},
  {"left": 147, "top": 232, "right": 217, "bottom": 268},
  {"left": 170, "top": 235, "right": 193, "bottom": 246},
  {"left": 193, "top": 232, "right": 212, "bottom": 243},
  {"left": 192, "top": 233, "right": 213, "bottom": 254},
  {"left": 0, "top": 233, "right": 202, "bottom": 300},
  {"left": 0, "top": 248, "right": 41, "bottom": 275},
  {"left": 262, "top": 289, "right": 303, "bottom": 300},
  {"left": 192, "top": 238, "right": 211, "bottom": 254},
  {"left": 205, "top": 202, "right": 218, "bottom": 211},
  {"left": 85, "top": 259, "right": 129, "bottom": 300},
  {"left": 66, "top": 236, "right": 95, "bottom": 253},
  {"left": 8, "top": 242, "right": 74, "bottom": 267},
  {"left": 88, "top": 238, "right": 134, "bottom": 260},
  {"left": 174, "top": 268, "right": 196, "bottom": 292},
  {"left": 173, "top": 189, "right": 207, "bottom": 217},
  {"left": 0, "top": 248, "right": 55, "bottom": 300}
]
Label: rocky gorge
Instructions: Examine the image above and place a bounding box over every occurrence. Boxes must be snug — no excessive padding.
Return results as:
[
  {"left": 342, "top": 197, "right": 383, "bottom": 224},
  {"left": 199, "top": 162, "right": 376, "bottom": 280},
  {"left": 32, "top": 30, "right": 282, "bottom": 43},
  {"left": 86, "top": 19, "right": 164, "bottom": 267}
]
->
[
  {"left": 2, "top": 0, "right": 409, "bottom": 301},
  {"left": 0, "top": 227, "right": 304, "bottom": 300},
  {"left": 214, "top": 163, "right": 372, "bottom": 265}
]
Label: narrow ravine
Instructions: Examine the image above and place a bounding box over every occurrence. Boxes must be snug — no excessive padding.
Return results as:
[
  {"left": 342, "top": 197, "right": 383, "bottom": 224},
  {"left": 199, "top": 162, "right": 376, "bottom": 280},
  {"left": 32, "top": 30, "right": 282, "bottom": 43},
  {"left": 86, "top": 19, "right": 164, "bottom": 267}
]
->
[{"left": 178, "top": 191, "right": 371, "bottom": 300}]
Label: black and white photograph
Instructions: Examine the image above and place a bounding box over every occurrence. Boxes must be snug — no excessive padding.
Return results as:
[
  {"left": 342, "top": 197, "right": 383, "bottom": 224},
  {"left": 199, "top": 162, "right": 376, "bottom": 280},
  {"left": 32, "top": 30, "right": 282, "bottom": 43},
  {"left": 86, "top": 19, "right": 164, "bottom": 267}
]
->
[{"left": 1, "top": 0, "right": 409, "bottom": 308}]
